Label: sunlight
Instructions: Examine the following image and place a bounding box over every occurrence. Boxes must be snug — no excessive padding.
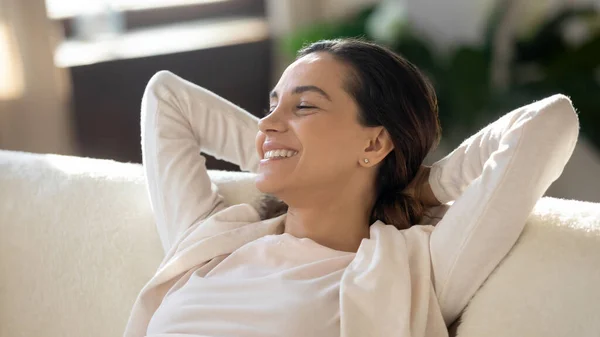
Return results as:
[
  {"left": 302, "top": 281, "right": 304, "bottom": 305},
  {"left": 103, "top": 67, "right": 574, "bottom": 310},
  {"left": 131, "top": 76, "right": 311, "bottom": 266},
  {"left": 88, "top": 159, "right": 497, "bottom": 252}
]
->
[
  {"left": 44, "top": 153, "right": 144, "bottom": 179},
  {"left": 54, "top": 17, "right": 268, "bottom": 67},
  {"left": 46, "top": 0, "right": 228, "bottom": 19},
  {"left": 0, "top": 22, "right": 25, "bottom": 100}
]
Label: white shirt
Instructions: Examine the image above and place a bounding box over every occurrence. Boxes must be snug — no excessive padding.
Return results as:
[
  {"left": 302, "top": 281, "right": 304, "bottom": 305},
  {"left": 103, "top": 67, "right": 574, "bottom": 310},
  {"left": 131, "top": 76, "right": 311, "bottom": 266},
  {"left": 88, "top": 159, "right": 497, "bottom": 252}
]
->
[{"left": 146, "top": 233, "right": 355, "bottom": 336}]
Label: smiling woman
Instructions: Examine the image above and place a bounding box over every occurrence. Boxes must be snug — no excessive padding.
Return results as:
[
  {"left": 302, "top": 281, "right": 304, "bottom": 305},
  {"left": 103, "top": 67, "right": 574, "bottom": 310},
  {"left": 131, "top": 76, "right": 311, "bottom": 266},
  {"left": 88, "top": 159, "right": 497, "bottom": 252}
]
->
[
  {"left": 255, "top": 42, "right": 441, "bottom": 237},
  {"left": 124, "top": 38, "right": 579, "bottom": 337}
]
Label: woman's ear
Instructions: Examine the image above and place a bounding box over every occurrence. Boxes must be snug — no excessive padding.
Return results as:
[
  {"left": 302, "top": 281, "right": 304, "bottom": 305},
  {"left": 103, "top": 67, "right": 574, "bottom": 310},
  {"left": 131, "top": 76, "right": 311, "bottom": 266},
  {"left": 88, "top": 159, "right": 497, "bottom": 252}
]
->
[{"left": 360, "top": 126, "right": 394, "bottom": 166}]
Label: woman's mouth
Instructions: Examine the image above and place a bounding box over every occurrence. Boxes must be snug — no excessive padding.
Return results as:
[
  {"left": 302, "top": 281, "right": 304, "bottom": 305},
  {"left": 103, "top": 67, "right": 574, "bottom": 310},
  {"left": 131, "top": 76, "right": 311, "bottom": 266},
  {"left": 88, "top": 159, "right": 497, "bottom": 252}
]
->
[{"left": 261, "top": 149, "right": 299, "bottom": 162}]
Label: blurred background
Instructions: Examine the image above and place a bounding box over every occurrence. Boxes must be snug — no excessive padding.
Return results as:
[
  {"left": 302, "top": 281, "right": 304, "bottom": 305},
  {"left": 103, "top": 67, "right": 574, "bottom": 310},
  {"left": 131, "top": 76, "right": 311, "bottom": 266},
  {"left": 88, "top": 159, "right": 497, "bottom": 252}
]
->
[{"left": 0, "top": 0, "right": 598, "bottom": 201}]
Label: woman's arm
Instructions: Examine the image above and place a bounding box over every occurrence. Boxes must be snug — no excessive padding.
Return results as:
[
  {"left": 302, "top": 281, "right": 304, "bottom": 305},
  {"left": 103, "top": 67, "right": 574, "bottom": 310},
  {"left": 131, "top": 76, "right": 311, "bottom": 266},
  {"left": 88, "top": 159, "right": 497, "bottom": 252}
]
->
[
  {"left": 428, "top": 95, "right": 579, "bottom": 325},
  {"left": 141, "top": 71, "right": 260, "bottom": 253}
]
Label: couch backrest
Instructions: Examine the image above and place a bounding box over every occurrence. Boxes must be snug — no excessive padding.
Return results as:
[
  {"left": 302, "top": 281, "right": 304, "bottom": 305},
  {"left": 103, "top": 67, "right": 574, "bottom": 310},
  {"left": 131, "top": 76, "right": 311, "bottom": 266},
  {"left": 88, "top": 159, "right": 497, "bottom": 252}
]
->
[{"left": 0, "top": 151, "right": 162, "bottom": 337}]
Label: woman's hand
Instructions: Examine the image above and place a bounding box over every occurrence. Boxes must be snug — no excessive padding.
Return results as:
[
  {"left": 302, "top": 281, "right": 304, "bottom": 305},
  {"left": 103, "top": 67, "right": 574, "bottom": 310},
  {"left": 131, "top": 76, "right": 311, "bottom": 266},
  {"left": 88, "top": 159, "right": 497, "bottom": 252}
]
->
[{"left": 403, "top": 165, "right": 442, "bottom": 207}]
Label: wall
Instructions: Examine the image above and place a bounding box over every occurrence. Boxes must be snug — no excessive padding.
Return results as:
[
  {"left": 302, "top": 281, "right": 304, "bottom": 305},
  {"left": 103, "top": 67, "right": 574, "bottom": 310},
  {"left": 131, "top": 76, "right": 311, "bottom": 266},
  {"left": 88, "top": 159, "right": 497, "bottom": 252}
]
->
[
  {"left": 546, "top": 137, "right": 600, "bottom": 203},
  {"left": 0, "top": 0, "right": 76, "bottom": 155}
]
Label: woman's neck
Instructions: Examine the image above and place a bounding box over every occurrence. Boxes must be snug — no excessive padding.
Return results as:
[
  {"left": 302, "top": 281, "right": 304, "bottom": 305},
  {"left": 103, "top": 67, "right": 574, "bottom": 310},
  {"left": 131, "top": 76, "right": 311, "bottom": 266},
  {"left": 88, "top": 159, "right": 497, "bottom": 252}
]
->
[{"left": 283, "top": 200, "right": 372, "bottom": 253}]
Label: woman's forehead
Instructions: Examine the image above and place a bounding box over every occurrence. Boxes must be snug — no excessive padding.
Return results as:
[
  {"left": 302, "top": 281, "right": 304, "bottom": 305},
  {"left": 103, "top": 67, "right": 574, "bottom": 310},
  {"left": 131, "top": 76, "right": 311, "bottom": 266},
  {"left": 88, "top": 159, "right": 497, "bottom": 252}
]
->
[{"left": 275, "top": 53, "right": 348, "bottom": 94}]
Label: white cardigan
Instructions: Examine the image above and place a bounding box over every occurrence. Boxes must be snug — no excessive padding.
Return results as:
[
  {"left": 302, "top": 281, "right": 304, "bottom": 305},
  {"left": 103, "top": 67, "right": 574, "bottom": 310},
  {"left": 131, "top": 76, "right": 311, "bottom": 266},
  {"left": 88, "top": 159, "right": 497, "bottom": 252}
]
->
[{"left": 123, "top": 71, "right": 579, "bottom": 337}]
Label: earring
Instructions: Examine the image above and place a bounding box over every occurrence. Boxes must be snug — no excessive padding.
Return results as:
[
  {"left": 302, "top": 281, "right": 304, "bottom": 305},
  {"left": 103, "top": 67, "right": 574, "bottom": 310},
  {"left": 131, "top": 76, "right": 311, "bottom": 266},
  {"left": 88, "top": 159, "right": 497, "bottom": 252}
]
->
[{"left": 363, "top": 158, "right": 369, "bottom": 164}]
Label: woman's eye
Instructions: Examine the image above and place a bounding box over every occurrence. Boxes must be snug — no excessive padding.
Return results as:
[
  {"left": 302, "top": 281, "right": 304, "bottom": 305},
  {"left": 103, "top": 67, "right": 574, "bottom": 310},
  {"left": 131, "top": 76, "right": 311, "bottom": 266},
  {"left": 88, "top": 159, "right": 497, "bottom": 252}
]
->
[{"left": 263, "top": 105, "right": 317, "bottom": 117}]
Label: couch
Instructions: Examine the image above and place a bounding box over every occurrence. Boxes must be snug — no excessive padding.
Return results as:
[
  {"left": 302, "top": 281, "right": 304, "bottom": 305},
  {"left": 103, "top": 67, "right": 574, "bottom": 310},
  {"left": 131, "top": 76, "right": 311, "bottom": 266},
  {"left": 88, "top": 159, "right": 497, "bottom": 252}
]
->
[{"left": 1, "top": 149, "right": 599, "bottom": 337}]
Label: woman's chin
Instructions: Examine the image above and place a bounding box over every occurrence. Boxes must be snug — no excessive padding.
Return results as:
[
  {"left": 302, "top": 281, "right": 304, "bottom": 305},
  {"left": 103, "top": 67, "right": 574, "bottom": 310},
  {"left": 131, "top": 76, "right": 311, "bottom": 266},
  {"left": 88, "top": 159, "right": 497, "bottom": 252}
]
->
[{"left": 254, "top": 173, "right": 281, "bottom": 194}]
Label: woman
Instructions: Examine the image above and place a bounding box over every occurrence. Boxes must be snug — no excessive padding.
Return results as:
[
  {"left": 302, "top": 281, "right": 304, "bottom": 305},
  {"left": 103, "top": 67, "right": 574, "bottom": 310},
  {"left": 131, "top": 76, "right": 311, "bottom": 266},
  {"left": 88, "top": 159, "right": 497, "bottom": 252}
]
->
[{"left": 124, "top": 39, "right": 579, "bottom": 337}]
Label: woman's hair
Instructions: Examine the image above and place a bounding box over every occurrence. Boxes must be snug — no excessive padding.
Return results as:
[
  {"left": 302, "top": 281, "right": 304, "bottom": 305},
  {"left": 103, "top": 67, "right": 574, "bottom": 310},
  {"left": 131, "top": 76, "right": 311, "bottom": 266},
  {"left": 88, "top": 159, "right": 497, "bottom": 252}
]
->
[{"left": 258, "top": 38, "right": 441, "bottom": 230}]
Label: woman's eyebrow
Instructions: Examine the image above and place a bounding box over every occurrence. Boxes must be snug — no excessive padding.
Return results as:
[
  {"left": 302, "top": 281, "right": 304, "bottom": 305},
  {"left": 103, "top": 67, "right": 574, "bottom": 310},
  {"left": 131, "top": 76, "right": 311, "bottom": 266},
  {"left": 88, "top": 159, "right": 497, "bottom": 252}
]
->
[
  {"left": 293, "top": 85, "right": 332, "bottom": 101},
  {"left": 269, "top": 85, "right": 332, "bottom": 102}
]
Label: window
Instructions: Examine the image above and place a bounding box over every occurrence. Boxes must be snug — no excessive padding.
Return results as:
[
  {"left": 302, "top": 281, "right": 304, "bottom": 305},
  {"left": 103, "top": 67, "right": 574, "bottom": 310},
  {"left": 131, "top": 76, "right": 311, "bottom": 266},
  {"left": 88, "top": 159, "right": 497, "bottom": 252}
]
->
[
  {"left": 46, "top": 0, "right": 231, "bottom": 20},
  {"left": 45, "top": 0, "right": 266, "bottom": 37},
  {"left": 48, "top": 0, "right": 268, "bottom": 68}
]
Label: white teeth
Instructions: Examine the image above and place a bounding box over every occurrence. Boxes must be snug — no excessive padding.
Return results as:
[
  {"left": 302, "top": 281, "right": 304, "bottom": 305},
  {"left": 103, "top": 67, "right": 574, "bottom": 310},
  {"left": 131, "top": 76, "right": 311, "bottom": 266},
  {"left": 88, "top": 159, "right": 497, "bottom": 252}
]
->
[{"left": 264, "top": 150, "right": 298, "bottom": 159}]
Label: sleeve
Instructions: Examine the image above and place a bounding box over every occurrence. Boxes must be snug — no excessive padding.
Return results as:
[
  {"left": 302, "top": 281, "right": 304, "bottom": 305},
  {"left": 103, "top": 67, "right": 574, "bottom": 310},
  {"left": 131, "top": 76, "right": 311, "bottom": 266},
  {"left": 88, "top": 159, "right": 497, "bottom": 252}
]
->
[
  {"left": 141, "top": 71, "right": 261, "bottom": 253},
  {"left": 428, "top": 94, "right": 580, "bottom": 325}
]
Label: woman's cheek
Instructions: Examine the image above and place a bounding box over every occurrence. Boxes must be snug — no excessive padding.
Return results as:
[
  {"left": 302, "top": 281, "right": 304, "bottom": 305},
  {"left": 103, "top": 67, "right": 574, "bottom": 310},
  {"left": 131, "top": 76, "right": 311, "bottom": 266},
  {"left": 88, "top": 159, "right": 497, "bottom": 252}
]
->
[{"left": 255, "top": 132, "right": 265, "bottom": 157}]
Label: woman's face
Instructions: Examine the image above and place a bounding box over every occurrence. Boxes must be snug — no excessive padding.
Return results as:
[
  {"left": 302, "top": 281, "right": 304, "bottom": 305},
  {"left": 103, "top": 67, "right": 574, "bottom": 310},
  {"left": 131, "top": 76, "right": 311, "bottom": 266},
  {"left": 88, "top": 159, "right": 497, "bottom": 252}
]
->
[{"left": 255, "top": 52, "right": 374, "bottom": 198}]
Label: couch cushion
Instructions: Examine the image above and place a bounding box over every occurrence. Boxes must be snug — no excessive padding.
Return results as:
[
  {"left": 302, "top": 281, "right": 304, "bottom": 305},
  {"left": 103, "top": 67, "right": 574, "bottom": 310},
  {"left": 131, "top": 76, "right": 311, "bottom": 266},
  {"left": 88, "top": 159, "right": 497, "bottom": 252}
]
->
[
  {"left": 456, "top": 197, "right": 600, "bottom": 337},
  {"left": 0, "top": 151, "right": 160, "bottom": 337}
]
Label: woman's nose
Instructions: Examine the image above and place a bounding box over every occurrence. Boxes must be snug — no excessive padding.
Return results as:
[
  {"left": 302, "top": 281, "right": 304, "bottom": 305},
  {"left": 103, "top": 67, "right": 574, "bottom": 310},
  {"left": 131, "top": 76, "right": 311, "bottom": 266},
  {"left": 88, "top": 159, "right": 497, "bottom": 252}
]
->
[{"left": 258, "top": 108, "right": 287, "bottom": 133}]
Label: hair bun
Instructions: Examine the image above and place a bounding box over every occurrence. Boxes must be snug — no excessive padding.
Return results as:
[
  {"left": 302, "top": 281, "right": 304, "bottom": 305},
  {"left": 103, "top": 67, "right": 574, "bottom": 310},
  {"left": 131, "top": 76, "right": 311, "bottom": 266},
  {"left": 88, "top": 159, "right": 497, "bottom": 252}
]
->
[
  {"left": 370, "top": 189, "right": 425, "bottom": 230},
  {"left": 255, "top": 193, "right": 288, "bottom": 220}
]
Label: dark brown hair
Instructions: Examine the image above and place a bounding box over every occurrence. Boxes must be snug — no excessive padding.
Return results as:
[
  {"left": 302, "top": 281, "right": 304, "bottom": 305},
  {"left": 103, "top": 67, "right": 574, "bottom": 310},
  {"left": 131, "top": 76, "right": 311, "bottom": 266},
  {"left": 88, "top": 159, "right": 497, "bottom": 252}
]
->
[{"left": 258, "top": 38, "right": 441, "bottom": 230}]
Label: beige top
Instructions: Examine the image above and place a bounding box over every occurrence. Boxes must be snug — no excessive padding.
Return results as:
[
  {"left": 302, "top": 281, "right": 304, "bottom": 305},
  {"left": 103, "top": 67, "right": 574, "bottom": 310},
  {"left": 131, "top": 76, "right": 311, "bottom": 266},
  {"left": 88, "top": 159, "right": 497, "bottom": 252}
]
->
[
  {"left": 146, "top": 233, "right": 355, "bottom": 336},
  {"left": 123, "top": 70, "right": 579, "bottom": 337}
]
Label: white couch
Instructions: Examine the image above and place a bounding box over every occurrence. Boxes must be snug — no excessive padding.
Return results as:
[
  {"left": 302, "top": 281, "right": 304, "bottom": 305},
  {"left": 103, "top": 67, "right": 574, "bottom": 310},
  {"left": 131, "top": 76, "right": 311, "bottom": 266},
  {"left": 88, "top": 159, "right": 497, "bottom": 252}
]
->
[{"left": 1, "top": 149, "right": 599, "bottom": 337}]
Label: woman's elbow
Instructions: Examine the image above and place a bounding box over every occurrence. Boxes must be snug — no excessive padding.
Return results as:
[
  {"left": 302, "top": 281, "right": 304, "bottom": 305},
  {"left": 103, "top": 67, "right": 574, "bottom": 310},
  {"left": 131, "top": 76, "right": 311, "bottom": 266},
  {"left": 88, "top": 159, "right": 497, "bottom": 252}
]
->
[
  {"left": 144, "top": 70, "right": 178, "bottom": 97},
  {"left": 550, "top": 94, "right": 579, "bottom": 135},
  {"left": 540, "top": 94, "right": 580, "bottom": 149}
]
